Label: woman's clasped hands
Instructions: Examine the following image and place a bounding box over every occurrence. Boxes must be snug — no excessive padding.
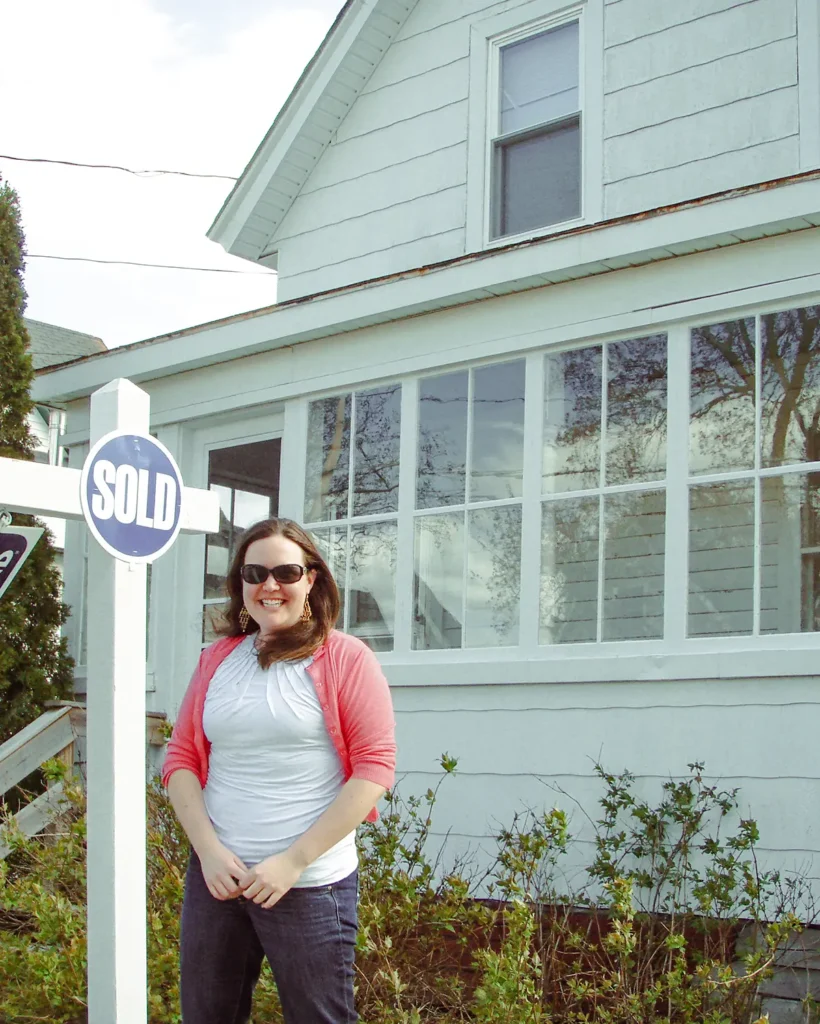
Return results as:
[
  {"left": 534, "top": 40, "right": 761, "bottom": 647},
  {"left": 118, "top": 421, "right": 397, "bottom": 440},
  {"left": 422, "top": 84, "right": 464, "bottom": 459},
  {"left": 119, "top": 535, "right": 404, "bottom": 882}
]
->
[{"left": 199, "top": 839, "right": 306, "bottom": 909}]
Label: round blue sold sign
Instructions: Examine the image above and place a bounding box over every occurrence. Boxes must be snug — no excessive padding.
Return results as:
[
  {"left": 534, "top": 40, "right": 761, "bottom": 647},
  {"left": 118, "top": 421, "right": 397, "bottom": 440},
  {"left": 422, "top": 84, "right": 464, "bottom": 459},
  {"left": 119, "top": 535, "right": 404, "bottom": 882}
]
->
[{"left": 80, "top": 431, "right": 184, "bottom": 563}]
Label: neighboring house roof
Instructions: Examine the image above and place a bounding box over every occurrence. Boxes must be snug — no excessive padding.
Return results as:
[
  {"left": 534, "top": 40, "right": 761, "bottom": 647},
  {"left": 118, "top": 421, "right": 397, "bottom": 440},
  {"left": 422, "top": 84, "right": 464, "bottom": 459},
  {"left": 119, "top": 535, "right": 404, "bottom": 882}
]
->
[
  {"left": 208, "top": 0, "right": 417, "bottom": 267},
  {"left": 24, "top": 318, "right": 107, "bottom": 370}
]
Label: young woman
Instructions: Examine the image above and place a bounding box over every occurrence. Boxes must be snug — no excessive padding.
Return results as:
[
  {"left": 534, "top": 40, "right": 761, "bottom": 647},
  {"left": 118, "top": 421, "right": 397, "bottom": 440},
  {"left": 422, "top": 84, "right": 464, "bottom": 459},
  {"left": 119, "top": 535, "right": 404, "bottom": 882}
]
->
[{"left": 163, "top": 517, "right": 396, "bottom": 1024}]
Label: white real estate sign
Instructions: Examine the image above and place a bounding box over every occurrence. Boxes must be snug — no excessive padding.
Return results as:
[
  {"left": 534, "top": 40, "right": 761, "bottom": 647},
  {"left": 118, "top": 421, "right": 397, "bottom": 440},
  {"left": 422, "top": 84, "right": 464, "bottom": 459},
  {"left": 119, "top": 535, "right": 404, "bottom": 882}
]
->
[{"left": 0, "top": 378, "right": 219, "bottom": 1024}]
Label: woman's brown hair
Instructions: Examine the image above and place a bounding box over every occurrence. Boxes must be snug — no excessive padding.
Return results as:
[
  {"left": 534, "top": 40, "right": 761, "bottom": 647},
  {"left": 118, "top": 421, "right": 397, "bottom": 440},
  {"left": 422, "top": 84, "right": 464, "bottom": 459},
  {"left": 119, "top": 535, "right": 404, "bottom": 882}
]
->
[{"left": 219, "top": 518, "right": 340, "bottom": 666}]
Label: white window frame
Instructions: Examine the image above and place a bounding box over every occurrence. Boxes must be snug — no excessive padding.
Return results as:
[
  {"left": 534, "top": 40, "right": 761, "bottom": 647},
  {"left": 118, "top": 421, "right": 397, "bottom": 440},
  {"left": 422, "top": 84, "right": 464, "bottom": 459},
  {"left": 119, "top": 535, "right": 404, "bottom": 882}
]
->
[
  {"left": 291, "top": 294, "right": 820, "bottom": 686},
  {"left": 466, "top": 0, "right": 604, "bottom": 253}
]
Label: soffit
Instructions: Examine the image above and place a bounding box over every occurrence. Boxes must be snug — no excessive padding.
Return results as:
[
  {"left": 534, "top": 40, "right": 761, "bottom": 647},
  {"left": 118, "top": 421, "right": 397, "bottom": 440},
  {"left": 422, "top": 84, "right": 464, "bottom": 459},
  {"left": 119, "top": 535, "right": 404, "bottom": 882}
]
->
[{"left": 208, "top": 0, "right": 418, "bottom": 265}]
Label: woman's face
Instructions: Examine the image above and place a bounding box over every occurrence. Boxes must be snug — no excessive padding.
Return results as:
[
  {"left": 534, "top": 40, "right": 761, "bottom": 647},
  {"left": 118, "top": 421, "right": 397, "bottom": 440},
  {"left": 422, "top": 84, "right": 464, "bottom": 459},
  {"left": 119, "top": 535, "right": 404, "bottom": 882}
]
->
[{"left": 241, "top": 534, "right": 316, "bottom": 637}]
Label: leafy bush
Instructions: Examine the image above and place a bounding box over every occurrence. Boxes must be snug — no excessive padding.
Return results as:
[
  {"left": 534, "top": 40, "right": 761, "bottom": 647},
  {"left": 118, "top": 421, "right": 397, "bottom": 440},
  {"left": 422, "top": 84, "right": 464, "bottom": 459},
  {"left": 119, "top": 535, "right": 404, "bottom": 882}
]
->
[{"left": 0, "top": 757, "right": 814, "bottom": 1023}]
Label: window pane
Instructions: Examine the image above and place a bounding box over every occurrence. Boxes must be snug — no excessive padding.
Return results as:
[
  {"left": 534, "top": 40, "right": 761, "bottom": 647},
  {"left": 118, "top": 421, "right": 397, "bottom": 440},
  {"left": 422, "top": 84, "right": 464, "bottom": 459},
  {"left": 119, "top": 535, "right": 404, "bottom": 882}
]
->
[
  {"left": 606, "top": 335, "right": 667, "bottom": 486},
  {"left": 206, "top": 441, "right": 280, "bottom": 600},
  {"left": 349, "top": 522, "right": 397, "bottom": 652},
  {"left": 465, "top": 506, "right": 521, "bottom": 648},
  {"left": 413, "top": 513, "right": 464, "bottom": 649},
  {"left": 688, "top": 482, "right": 754, "bottom": 638},
  {"left": 202, "top": 604, "right": 223, "bottom": 645},
  {"left": 761, "top": 307, "right": 820, "bottom": 469},
  {"left": 544, "top": 347, "right": 602, "bottom": 493},
  {"left": 498, "top": 119, "right": 581, "bottom": 237},
  {"left": 353, "top": 385, "right": 401, "bottom": 516},
  {"left": 312, "top": 525, "right": 348, "bottom": 633},
  {"left": 305, "top": 395, "right": 351, "bottom": 522},
  {"left": 417, "top": 371, "right": 469, "bottom": 509},
  {"left": 471, "top": 360, "right": 525, "bottom": 502},
  {"left": 500, "top": 21, "right": 579, "bottom": 135},
  {"left": 602, "top": 490, "right": 665, "bottom": 641},
  {"left": 760, "top": 473, "right": 820, "bottom": 634},
  {"left": 541, "top": 496, "right": 599, "bottom": 644},
  {"left": 690, "top": 319, "right": 756, "bottom": 476}
]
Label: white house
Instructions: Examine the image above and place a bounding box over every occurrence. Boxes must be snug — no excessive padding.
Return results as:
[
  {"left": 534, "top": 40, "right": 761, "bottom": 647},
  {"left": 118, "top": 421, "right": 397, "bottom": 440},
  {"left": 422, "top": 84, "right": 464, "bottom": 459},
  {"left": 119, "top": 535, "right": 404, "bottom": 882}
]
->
[
  {"left": 24, "top": 318, "right": 107, "bottom": 570},
  {"left": 33, "top": 0, "right": 820, "bottom": 893}
]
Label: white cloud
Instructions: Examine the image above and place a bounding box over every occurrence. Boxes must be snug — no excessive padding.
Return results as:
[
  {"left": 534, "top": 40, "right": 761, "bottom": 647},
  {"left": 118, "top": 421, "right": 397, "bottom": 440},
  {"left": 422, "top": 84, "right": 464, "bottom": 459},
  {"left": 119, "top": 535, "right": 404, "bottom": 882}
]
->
[{"left": 1, "top": 0, "right": 335, "bottom": 346}]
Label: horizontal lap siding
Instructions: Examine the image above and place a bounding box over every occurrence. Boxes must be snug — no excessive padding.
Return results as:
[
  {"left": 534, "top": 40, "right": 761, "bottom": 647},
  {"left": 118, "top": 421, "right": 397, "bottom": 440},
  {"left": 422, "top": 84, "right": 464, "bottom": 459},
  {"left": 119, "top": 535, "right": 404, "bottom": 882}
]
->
[
  {"left": 274, "top": 3, "right": 496, "bottom": 301},
  {"left": 603, "top": 0, "right": 799, "bottom": 219},
  {"left": 390, "top": 678, "right": 820, "bottom": 887}
]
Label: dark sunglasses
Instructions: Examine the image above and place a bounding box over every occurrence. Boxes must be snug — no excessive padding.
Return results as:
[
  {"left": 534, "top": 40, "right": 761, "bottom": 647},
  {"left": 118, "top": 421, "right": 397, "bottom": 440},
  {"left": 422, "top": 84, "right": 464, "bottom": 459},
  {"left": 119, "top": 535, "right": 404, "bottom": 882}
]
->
[{"left": 240, "top": 563, "right": 311, "bottom": 585}]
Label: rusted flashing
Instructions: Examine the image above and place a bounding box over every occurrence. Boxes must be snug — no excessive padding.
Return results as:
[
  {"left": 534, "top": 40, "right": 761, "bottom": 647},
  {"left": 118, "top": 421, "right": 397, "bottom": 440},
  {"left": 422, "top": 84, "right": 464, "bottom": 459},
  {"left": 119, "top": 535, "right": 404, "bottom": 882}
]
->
[{"left": 37, "top": 167, "right": 820, "bottom": 377}]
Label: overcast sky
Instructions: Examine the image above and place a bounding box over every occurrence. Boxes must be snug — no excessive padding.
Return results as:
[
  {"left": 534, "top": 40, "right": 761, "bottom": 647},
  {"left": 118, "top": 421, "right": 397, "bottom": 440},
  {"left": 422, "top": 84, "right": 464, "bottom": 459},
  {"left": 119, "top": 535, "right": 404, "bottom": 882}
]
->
[{"left": 1, "top": 0, "right": 343, "bottom": 348}]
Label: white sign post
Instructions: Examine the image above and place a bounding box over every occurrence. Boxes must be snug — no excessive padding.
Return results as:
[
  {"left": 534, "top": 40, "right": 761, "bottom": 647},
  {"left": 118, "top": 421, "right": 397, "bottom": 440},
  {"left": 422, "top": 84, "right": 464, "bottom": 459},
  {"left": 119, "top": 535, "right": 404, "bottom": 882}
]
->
[{"left": 0, "top": 378, "right": 219, "bottom": 1024}]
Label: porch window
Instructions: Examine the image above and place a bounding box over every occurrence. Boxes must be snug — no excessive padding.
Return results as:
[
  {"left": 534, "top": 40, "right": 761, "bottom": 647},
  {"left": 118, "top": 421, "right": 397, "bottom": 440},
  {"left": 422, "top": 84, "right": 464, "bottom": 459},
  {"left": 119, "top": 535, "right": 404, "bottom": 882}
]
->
[
  {"left": 540, "top": 336, "right": 668, "bottom": 643},
  {"left": 491, "top": 17, "right": 581, "bottom": 239},
  {"left": 304, "top": 384, "right": 401, "bottom": 651},
  {"left": 202, "top": 438, "right": 280, "bottom": 643},
  {"left": 299, "top": 302, "right": 820, "bottom": 656},
  {"left": 413, "top": 361, "right": 526, "bottom": 649},
  {"left": 688, "top": 310, "right": 820, "bottom": 637}
]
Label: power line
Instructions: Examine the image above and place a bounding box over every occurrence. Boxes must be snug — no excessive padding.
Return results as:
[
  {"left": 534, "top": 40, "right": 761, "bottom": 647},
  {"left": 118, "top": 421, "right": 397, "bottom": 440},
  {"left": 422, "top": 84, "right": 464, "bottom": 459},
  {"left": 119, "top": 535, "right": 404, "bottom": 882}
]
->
[
  {"left": 0, "top": 153, "right": 237, "bottom": 181},
  {"left": 26, "top": 254, "right": 274, "bottom": 275}
]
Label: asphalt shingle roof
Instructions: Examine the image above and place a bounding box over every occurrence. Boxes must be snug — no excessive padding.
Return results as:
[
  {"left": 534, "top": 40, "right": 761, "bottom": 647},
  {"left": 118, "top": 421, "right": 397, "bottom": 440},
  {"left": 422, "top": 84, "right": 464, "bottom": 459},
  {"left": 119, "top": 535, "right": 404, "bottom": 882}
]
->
[{"left": 24, "top": 318, "right": 107, "bottom": 370}]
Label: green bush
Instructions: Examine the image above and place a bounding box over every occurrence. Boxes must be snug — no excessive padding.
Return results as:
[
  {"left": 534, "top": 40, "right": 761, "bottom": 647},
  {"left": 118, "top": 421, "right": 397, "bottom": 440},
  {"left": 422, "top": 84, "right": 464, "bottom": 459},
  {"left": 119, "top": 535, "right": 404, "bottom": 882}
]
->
[{"left": 0, "top": 757, "right": 813, "bottom": 1024}]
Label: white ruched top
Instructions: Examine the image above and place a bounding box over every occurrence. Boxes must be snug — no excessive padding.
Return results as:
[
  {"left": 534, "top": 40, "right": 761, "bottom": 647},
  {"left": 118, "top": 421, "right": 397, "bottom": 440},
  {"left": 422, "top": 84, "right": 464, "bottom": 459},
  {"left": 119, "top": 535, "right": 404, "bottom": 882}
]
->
[{"left": 202, "top": 635, "right": 357, "bottom": 887}]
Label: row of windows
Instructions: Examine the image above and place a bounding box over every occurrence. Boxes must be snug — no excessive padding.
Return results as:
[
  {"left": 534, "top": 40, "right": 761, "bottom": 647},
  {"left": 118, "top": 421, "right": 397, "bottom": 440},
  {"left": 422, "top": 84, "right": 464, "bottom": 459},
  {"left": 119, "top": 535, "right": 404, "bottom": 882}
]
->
[
  {"left": 297, "top": 304, "right": 820, "bottom": 652},
  {"left": 197, "top": 303, "right": 820, "bottom": 655}
]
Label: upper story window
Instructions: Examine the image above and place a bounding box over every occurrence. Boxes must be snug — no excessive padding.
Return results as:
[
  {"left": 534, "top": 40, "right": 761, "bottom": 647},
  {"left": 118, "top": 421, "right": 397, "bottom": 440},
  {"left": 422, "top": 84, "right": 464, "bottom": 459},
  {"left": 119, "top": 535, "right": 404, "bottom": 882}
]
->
[
  {"left": 466, "top": 1, "right": 602, "bottom": 252},
  {"left": 493, "top": 20, "right": 581, "bottom": 238}
]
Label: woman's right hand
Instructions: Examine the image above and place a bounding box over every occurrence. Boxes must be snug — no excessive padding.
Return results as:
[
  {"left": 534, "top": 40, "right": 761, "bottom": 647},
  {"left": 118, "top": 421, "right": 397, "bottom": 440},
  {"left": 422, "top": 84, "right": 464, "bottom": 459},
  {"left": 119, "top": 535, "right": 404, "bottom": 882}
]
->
[{"left": 198, "top": 841, "right": 248, "bottom": 900}]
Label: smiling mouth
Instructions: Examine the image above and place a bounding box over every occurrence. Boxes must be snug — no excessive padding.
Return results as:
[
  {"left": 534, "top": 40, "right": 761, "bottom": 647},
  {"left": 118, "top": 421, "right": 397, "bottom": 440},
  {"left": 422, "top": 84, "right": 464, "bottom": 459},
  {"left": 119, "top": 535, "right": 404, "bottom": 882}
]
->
[{"left": 260, "top": 599, "right": 284, "bottom": 609}]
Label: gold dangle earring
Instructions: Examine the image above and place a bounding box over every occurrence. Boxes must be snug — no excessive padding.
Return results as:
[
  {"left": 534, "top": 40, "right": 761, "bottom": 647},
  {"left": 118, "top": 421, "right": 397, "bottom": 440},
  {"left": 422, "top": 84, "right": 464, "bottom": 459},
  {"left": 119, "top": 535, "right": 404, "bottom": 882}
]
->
[
  {"left": 239, "top": 607, "right": 250, "bottom": 632},
  {"left": 301, "top": 597, "right": 313, "bottom": 622}
]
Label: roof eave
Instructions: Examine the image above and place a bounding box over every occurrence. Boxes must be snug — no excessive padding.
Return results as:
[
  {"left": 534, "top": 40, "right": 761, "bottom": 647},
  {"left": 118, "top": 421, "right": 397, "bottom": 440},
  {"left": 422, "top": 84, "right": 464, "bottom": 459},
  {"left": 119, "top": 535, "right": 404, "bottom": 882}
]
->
[
  {"left": 207, "top": 0, "right": 416, "bottom": 262},
  {"left": 207, "top": 0, "right": 359, "bottom": 256}
]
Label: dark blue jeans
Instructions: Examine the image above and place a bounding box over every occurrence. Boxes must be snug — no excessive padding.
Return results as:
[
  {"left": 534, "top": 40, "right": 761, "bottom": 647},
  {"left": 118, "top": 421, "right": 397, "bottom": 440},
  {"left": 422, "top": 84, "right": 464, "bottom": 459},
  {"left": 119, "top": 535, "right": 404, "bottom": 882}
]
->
[{"left": 180, "top": 853, "right": 358, "bottom": 1024}]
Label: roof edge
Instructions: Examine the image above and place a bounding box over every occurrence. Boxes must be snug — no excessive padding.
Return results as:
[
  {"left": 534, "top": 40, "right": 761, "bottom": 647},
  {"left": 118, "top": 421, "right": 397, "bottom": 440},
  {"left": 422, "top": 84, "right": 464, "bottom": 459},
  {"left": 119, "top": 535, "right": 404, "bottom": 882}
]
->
[{"left": 207, "top": 0, "right": 360, "bottom": 253}]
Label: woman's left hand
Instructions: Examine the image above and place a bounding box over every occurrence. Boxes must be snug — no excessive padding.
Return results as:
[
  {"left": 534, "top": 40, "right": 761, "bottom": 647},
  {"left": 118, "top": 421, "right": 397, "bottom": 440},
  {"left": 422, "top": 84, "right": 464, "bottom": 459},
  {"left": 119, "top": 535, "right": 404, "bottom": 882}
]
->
[{"left": 239, "top": 850, "right": 305, "bottom": 909}]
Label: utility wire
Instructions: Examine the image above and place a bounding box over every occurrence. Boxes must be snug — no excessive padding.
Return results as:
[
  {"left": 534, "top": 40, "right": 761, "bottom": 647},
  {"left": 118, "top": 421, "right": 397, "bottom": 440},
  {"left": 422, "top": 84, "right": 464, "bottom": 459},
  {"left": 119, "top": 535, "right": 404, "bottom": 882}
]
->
[
  {"left": 0, "top": 153, "right": 238, "bottom": 181},
  {"left": 26, "top": 254, "right": 274, "bottom": 275}
]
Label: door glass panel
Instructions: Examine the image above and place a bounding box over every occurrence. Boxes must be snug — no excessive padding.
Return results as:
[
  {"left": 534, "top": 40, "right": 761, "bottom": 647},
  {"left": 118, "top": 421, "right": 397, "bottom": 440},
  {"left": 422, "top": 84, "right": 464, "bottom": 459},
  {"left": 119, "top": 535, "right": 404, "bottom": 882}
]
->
[
  {"left": 690, "top": 319, "right": 756, "bottom": 475},
  {"left": 541, "top": 496, "right": 599, "bottom": 644},
  {"left": 417, "top": 371, "right": 469, "bottom": 510},
  {"left": 349, "top": 522, "right": 397, "bottom": 652},
  {"left": 761, "top": 307, "right": 820, "bottom": 469},
  {"left": 688, "top": 481, "right": 754, "bottom": 637},
  {"left": 465, "top": 505, "right": 521, "bottom": 648},
  {"left": 602, "top": 490, "right": 665, "bottom": 641},
  {"left": 352, "top": 385, "right": 401, "bottom": 517},
  {"left": 413, "top": 513, "right": 464, "bottom": 649},
  {"left": 305, "top": 395, "right": 351, "bottom": 522},
  {"left": 205, "top": 439, "right": 280, "bottom": 602},
  {"left": 606, "top": 335, "right": 667, "bottom": 486},
  {"left": 471, "top": 360, "right": 525, "bottom": 502},
  {"left": 543, "top": 346, "right": 602, "bottom": 493}
]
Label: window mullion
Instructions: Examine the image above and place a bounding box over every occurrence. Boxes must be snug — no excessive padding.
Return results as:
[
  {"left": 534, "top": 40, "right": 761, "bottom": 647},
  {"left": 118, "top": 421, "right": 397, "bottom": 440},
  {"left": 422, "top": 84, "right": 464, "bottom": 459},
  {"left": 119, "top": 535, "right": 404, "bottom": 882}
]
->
[
  {"left": 519, "top": 352, "right": 544, "bottom": 650},
  {"left": 596, "top": 344, "right": 608, "bottom": 643},
  {"left": 664, "top": 325, "right": 690, "bottom": 643},
  {"left": 754, "top": 314, "right": 763, "bottom": 635},
  {"left": 393, "top": 379, "right": 419, "bottom": 654}
]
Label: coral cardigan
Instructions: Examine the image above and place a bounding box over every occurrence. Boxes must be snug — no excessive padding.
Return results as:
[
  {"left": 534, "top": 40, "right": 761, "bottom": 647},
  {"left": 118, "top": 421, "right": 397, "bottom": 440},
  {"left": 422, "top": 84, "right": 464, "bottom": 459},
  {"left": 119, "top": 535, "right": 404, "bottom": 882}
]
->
[{"left": 162, "top": 630, "right": 396, "bottom": 823}]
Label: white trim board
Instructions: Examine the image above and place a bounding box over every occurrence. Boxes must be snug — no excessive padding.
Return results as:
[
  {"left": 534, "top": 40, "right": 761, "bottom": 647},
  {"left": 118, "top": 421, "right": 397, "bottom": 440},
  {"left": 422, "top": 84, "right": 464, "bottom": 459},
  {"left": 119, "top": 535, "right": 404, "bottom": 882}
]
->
[
  {"left": 34, "top": 173, "right": 820, "bottom": 407},
  {"left": 56, "top": 227, "right": 820, "bottom": 443}
]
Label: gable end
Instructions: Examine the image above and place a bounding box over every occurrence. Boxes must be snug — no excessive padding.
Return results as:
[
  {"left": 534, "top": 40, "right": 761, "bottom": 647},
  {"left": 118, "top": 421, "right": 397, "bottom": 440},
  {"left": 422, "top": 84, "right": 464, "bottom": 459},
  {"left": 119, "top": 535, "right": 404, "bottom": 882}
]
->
[{"left": 208, "top": 0, "right": 417, "bottom": 266}]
